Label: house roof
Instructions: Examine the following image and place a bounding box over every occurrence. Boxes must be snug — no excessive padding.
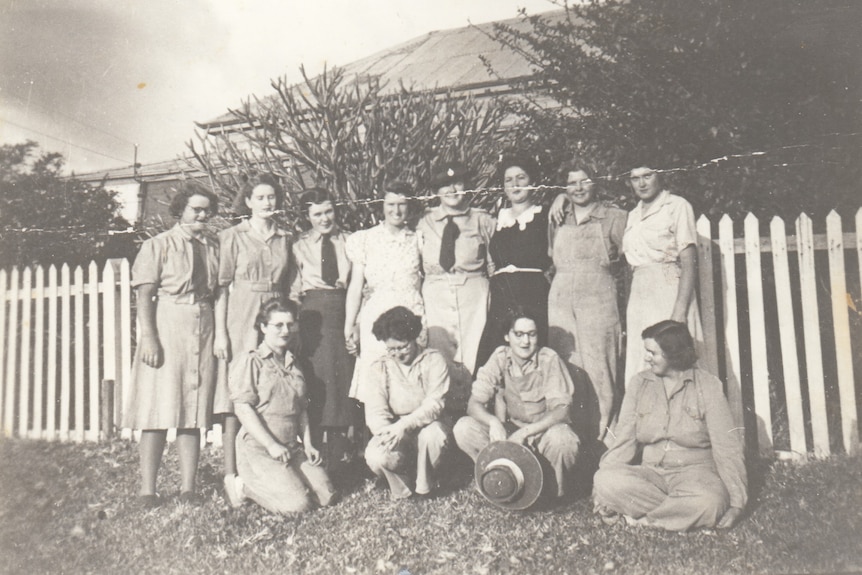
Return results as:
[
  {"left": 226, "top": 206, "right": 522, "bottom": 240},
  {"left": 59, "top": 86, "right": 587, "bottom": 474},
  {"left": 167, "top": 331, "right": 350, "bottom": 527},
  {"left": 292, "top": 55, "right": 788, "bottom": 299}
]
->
[
  {"left": 73, "top": 156, "right": 203, "bottom": 184},
  {"left": 197, "top": 10, "right": 564, "bottom": 130}
]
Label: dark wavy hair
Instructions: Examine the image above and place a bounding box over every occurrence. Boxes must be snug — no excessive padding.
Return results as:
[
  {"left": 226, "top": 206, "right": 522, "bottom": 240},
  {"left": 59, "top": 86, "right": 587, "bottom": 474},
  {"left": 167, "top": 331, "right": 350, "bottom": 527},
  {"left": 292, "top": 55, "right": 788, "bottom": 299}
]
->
[
  {"left": 496, "top": 152, "right": 541, "bottom": 188},
  {"left": 169, "top": 181, "right": 219, "bottom": 218},
  {"left": 254, "top": 297, "right": 299, "bottom": 334},
  {"left": 624, "top": 164, "right": 664, "bottom": 191},
  {"left": 501, "top": 304, "right": 541, "bottom": 336},
  {"left": 641, "top": 320, "right": 698, "bottom": 370},
  {"left": 235, "top": 173, "right": 285, "bottom": 215},
  {"left": 378, "top": 180, "right": 415, "bottom": 200},
  {"left": 372, "top": 306, "right": 423, "bottom": 342},
  {"left": 299, "top": 187, "right": 334, "bottom": 214}
]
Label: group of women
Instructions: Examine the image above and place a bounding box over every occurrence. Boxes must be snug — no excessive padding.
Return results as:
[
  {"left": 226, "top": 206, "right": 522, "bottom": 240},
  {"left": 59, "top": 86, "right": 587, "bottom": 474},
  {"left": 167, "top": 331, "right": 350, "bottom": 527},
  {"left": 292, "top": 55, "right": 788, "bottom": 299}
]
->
[{"left": 124, "top": 152, "right": 745, "bottom": 531}]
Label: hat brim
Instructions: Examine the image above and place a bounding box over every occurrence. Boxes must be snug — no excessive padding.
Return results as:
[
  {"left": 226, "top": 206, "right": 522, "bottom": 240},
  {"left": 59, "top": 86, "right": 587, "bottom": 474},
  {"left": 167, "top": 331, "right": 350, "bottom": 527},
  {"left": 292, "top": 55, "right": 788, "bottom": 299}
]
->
[{"left": 475, "top": 441, "right": 543, "bottom": 511}]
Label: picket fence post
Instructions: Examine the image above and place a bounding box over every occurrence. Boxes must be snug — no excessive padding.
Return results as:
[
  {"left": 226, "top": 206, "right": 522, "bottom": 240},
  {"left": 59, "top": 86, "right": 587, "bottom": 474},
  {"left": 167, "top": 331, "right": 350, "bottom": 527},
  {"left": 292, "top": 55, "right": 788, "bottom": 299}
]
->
[
  {"left": 826, "top": 211, "right": 858, "bottom": 455},
  {"left": 33, "top": 266, "right": 45, "bottom": 439},
  {"left": 0, "top": 270, "right": 8, "bottom": 436},
  {"left": 770, "top": 216, "right": 806, "bottom": 458},
  {"left": 719, "top": 215, "right": 744, "bottom": 429},
  {"left": 744, "top": 213, "right": 772, "bottom": 455},
  {"left": 4, "top": 268, "right": 20, "bottom": 437},
  {"left": 696, "top": 215, "right": 719, "bottom": 374},
  {"left": 19, "top": 268, "right": 32, "bottom": 439}
]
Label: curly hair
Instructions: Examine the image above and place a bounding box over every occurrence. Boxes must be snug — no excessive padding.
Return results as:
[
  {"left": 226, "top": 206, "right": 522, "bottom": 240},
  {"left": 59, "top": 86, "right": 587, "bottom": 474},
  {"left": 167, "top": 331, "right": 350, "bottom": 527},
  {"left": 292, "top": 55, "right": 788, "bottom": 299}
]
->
[
  {"left": 254, "top": 297, "right": 299, "bottom": 334},
  {"left": 169, "top": 181, "right": 219, "bottom": 218},
  {"left": 378, "top": 180, "right": 415, "bottom": 200},
  {"left": 496, "top": 152, "right": 541, "bottom": 187},
  {"left": 641, "top": 320, "right": 698, "bottom": 370},
  {"left": 372, "top": 306, "right": 423, "bottom": 342}
]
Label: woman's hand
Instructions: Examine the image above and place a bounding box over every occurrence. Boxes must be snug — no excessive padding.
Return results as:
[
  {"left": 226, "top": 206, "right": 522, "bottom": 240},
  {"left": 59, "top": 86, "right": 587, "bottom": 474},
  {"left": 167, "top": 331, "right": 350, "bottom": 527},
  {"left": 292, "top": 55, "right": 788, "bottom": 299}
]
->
[
  {"left": 266, "top": 442, "right": 291, "bottom": 463},
  {"left": 305, "top": 444, "right": 323, "bottom": 466},
  {"left": 377, "top": 422, "right": 406, "bottom": 451},
  {"left": 213, "top": 332, "right": 231, "bottom": 361},
  {"left": 344, "top": 324, "right": 360, "bottom": 356},
  {"left": 508, "top": 427, "right": 531, "bottom": 445},
  {"left": 549, "top": 193, "right": 569, "bottom": 226},
  {"left": 716, "top": 506, "right": 744, "bottom": 529},
  {"left": 488, "top": 418, "right": 508, "bottom": 443},
  {"left": 139, "top": 334, "right": 163, "bottom": 368}
]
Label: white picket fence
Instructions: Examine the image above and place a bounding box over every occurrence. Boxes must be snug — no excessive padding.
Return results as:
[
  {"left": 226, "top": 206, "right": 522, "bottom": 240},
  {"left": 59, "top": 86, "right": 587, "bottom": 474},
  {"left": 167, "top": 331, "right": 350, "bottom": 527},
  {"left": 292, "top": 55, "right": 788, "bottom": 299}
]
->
[{"left": 0, "top": 209, "right": 860, "bottom": 458}]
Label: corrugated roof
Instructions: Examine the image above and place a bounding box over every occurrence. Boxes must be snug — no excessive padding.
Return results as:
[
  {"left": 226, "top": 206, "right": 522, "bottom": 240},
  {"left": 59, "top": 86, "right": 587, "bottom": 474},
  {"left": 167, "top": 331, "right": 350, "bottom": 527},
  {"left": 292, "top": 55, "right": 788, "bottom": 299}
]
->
[{"left": 198, "top": 10, "right": 564, "bottom": 129}]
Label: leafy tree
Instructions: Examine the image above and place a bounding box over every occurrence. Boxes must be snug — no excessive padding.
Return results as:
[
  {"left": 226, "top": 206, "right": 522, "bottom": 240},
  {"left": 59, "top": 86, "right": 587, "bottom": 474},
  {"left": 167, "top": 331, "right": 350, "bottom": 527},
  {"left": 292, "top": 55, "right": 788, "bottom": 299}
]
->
[
  {"left": 488, "top": 0, "right": 862, "bottom": 219},
  {"left": 0, "top": 140, "right": 133, "bottom": 268},
  {"left": 189, "top": 66, "right": 511, "bottom": 231}
]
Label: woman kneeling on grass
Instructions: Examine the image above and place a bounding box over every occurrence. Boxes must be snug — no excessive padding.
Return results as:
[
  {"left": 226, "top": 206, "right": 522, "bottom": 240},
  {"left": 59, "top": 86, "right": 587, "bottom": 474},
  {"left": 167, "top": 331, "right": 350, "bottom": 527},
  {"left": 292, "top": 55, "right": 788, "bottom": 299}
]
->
[
  {"left": 593, "top": 320, "right": 747, "bottom": 531},
  {"left": 224, "top": 298, "right": 339, "bottom": 513}
]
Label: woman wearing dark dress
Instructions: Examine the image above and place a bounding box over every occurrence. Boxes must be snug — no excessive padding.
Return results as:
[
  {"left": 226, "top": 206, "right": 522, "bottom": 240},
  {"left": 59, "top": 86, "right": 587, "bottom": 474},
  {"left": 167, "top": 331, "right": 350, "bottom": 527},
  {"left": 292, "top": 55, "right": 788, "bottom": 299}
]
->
[{"left": 475, "top": 153, "right": 552, "bottom": 370}]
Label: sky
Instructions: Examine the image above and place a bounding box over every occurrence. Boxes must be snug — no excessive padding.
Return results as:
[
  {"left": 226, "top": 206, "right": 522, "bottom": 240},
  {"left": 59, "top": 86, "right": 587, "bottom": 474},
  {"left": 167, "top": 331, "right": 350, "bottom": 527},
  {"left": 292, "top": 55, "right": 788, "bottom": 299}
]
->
[{"left": 0, "top": 0, "right": 558, "bottom": 175}]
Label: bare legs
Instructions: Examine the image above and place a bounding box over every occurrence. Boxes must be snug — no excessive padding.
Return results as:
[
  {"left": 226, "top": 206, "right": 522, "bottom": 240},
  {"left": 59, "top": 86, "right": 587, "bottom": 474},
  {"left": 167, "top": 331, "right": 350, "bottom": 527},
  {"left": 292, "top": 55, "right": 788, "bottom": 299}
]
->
[
  {"left": 222, "top": 413, "right": 240, "bottom": 476},
  {"left": 138, "top": 428, "right": 202, "bottom": 497}
]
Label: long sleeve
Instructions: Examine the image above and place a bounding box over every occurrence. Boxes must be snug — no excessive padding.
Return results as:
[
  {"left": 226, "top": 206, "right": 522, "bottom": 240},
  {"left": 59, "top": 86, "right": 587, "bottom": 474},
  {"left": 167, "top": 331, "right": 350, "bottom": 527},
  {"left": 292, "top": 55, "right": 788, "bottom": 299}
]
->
[
  {"left": 700, "top": 370, "right": 748, "bottom": 508},
  {"left": 398, "top": 352, "right": 449, "bottom": 431},
  {"left": 363, "top": 359, "right": 396, "bottom": 435},
  {"left": 600, "top": 375, "right": 643, "bottom": 466}
]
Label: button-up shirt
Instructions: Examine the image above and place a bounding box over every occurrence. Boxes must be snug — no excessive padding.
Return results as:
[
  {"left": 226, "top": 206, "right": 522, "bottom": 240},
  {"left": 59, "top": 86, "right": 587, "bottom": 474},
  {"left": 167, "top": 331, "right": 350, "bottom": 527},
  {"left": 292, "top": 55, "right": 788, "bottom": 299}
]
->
[
  {"left": 417, "top": 206, "right": 496, "bottom": 276},
  {"left": 622, "top": 190, "right": 697, "bottom": 268},
  {"left": 602, "top": 367, "right": 748, "bottom": 508},
  {"left": 364, "top": 349, "right": 450, "bottom": 435},
  {"left": 218, "top": 219, "right": 293, "bottom": 289},
  {"left": 131, "top": 223, "right": 219, "bottom": 297},
  {"left": 289, "top": 228, "right": 351, "bottom": 300},
  {"left": 548, "top": 201, "right": 626, "bottom": 264},
  {"left": 471, "top": 346, "right": 574, "bottom": 426}
]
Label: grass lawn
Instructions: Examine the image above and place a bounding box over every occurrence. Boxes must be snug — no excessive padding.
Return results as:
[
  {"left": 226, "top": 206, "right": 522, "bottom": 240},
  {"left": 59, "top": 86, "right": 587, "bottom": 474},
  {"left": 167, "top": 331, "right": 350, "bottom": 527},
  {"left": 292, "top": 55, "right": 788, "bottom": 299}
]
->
[{"left": 1, "top": 437, "right": 860, "bottom": 575}]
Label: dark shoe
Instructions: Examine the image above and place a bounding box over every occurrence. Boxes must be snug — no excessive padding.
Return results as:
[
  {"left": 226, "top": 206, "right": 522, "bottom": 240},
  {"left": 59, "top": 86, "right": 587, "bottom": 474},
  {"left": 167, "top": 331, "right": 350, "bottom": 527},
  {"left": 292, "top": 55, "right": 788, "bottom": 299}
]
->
[{"left": 138, "top": 494, "right": 161, "bottom": 509}]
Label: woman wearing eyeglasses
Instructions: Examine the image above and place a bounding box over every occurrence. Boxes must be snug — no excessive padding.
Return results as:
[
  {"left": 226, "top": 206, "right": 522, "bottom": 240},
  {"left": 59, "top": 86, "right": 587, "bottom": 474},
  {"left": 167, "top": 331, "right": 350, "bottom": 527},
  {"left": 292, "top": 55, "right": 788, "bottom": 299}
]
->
[{"left": 621, "top": 165, "right": 708, "bottom": 388}]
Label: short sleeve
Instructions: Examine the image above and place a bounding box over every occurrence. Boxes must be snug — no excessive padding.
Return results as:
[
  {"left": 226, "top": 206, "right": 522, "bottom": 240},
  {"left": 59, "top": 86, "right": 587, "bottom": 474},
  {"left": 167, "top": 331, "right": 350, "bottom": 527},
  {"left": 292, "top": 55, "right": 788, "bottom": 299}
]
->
[
  {"left": 344, "top": 229, "right": 367, "bottom": 266},
  {"left": 218, "top": 227, "right": 238, "bottom": 286},
  {"left": 131, "top": 237, "right": 162, "bottom": 288},
  {"left": 672, "top": 196, "right": 697, "bottom": 252},
  {"left": 472, "top": 348, "right": 506, "bottom": 404},
  {"left": 228, "top": 351, "right": 261, "bottom": 406},
  {"left": 540, "top": 349, "right": 575, "bottom": 411}
]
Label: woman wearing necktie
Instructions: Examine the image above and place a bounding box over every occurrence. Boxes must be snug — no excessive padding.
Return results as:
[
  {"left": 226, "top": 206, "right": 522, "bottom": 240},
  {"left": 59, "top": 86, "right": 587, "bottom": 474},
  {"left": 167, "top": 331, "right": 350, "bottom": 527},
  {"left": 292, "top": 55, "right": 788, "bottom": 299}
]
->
[
  {"left": 416, "top": 162, "right": 495, "bottom": 416},
  {"left": 289, "top": 188, "right": 359, "bottom": 471}
]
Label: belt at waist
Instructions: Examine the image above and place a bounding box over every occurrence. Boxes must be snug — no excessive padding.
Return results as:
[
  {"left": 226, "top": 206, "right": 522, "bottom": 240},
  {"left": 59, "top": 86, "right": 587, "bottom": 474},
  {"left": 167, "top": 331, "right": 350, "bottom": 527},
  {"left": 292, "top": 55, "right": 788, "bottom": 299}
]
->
[
  {"left": 302, "top": 287, "right": 347, "bottom": 296},
  {"left": 157, "top": 292, "right": 213, "bottom": 305},
  {"left": 642, "top": 442, "right": 714, "bottom": 467},
  {"left": 492, "top": 265, "right": 544, "bottom": 276},
  {"left": 232, "top": 280, "right": 280, "bottom": 292}
]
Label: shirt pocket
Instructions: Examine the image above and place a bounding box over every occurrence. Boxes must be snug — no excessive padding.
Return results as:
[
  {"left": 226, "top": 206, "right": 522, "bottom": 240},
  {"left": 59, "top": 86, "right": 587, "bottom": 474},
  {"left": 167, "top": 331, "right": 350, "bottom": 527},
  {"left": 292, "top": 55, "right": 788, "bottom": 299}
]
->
[{"left": 456, "top": 231, "right": 487, "bottom": 267}]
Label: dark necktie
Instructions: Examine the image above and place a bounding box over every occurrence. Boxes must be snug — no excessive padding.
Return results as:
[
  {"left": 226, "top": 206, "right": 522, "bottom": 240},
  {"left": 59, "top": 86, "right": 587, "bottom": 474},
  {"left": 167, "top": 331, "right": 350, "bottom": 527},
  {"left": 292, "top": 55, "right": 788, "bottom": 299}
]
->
[
  {"left": 439, "top": 216, "right": 459, "bottom": 272},
  {"left": 191, "top": 239, "right": 208, "bottom": 296},
  {"left": 321, "top": 233, "right": 338, "bottom": 286}
]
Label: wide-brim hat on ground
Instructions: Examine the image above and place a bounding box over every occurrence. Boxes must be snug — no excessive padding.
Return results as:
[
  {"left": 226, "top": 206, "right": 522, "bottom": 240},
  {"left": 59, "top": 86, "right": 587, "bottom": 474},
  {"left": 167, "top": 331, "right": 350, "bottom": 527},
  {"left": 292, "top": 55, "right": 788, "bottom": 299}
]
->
[
  {"left": 475, "top": 441, "right": 543, "bottom": 510},
  {"left": 430, "top": 161, "right": 470, "bottom": 189}
]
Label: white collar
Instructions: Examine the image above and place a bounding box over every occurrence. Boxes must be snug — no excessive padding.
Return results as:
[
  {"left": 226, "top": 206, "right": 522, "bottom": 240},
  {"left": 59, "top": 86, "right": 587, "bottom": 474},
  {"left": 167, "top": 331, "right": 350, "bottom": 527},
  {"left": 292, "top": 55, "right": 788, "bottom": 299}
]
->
[{"left": 497, "top": 204, "right": 543, "bottom": 231}]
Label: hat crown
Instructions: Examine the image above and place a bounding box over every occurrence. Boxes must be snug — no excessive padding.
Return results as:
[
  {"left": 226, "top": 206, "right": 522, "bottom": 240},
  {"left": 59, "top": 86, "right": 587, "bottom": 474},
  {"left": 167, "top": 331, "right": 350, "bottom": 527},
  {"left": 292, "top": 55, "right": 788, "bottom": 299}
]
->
[{"left": 480, "top": 458, "right": 525, "bottom": 503}]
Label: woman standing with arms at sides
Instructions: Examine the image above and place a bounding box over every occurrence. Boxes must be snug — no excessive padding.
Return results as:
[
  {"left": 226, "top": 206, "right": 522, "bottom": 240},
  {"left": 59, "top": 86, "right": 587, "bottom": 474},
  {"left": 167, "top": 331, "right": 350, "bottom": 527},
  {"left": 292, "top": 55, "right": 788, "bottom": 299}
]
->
[
  {"left": 225, "top": 298, "right": 339, "bottom": 513},
  {"left": 621, "top": 166, "right": 708, "bottom": 387},
  {"left": 475, "top": 153, "right": 552, "bottom": 370},
  {"left": 548, "top": 165, "right": 627, "bottom": 442},
  {"left": 289, "top": 188, "right": 358, "bottom": 469},
  {"left": 416, "top": 162, "right": 495, "bottom": 413},
  {"left": 344, "top": 181, "right": 424, "bottom": 404},
  {"left": 124, "top": 183, "right": 220, "bottom": 507},
  {"left": 214, "top": 174, "right": 294, "bottom": 500}
]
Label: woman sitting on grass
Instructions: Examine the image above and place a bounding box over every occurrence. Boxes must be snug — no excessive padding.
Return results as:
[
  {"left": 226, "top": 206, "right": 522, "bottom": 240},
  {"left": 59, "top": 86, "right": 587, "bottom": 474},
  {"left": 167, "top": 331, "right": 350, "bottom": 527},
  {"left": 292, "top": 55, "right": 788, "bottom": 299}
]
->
[
  {"left": 593, "top": 320, "right": 747, "bottom": 531},
  {"left": 224, "top": 298, "right": 339, "bottom": 514}
]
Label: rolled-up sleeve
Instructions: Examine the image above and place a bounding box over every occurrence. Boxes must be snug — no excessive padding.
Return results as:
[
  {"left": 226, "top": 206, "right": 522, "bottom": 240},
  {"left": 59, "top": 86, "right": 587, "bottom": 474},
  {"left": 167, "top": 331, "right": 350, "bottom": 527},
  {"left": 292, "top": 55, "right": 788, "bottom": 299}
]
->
[
  {"left": 472, "top": 349, "right": 505, "bottom": 405},
  {"left": 539, "top": 350, "right": 575, "bottom": 412},
  {"left": 673, "top": 197, "right": 697, "bottom": 252}
]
